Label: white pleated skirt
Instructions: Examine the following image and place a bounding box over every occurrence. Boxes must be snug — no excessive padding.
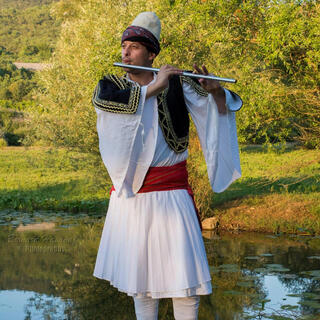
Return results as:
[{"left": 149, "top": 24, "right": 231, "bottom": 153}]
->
[{"left": 93, "top": 189, "right": 212, "bottom": 298}]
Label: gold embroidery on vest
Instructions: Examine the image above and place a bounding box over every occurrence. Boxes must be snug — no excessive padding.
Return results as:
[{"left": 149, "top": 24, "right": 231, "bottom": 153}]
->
[
  {"left": 157, "top": 88, "right": 189, "bottom": 153},
  {"left": 92, "top": 75, "right": 140, "bottom": 114}
]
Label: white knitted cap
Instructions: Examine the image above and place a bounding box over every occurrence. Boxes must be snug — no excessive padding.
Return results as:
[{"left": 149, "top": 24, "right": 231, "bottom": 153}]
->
[{"left": 131, "top": 12, "right": 161, "bottom": 41}]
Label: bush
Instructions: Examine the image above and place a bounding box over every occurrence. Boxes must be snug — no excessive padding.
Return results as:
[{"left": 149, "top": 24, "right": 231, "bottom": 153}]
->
[
  {"left": 0, "top": 109, "right": 25, "bottom": 146},
  {"left": 0, "top": 137, "right": 7, "bottom": 148}
]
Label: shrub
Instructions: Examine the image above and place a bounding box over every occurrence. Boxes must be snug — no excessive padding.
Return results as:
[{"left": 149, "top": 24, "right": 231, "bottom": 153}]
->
[{"left": 0, "top": 137, "right": 7, "bottom": 148}]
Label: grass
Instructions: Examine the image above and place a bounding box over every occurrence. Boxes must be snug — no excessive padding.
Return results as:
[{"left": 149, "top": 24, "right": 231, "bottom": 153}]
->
[
  {"left": 0, "top": 147, "right": 110, "bottom": 214},
  {"left": 207, "top": 145, "right": 320, "bottom": 234},
  {"left": 1, "top": 145, "right": 320, "bottom": 233}
]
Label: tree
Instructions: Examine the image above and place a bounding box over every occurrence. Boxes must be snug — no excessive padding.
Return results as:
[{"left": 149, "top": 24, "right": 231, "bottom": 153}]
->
[{"left": 32, "top": 0, "right": 319, "bottom": 150}]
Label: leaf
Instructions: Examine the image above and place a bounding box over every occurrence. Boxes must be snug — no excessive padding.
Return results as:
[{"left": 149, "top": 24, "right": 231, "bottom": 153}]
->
[
  {"left": 265, "top": 264, "right": 290, "bottom": 272},
  {"left": 223, "top": 290, "right": 244, "bottom": 296},
  {"left": 260, "top": 253, "right": 274, "bottom": 257},
  {"left": 298, "top": 300, "right": 320, "bottom": 309},
  {"left": 307, "top": 256, "right": 320, "bottom": 260},
  {"left": 245, "top": 256, "right": 260, "bottom": 260},
  {"left": 237, "top": 281, "right": 255, "bottom": 288},
  {"left": 281, "top": 304, "right": 298, "bottom": 310}
]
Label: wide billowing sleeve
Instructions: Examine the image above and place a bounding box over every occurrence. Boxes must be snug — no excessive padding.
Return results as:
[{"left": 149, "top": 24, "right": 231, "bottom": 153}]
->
[
  {"left": 92, "top": 76, "right": 158, "bottom": 198},
  {"left": 183, "top": 81, "right": 243, "bottom": 193}
]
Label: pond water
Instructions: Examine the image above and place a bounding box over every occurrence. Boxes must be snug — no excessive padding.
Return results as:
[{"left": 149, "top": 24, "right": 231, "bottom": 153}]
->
[{"left": 0, "top": 214, "right": 320, "bottom": 320}]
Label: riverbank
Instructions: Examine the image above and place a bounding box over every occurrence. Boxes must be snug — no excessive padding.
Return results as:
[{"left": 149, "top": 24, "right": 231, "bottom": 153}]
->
[
  {"left": 1, "top": 146, "right": 319, "bottom": 234},
  {"left": 208, "top": 145, "right": 320, "bottom": 234}
]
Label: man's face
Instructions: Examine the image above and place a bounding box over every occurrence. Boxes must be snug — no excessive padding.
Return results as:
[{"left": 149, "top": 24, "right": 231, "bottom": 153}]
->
[{"left": 121, "top": 41, "right": 155, "bottom": 70}]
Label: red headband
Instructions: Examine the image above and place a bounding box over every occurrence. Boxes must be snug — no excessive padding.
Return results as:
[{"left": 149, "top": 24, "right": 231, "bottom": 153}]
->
[{"left": 121, "top": 25, "right": 160, "bottom": 55}]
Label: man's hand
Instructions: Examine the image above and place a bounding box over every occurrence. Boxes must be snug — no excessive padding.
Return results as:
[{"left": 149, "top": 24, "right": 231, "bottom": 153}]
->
[
  {"left": 193, "top": 64, "right": 227, "bottom": 114},
  {"left": 146, "top": 65, "right": 182, "bottom": 99}
]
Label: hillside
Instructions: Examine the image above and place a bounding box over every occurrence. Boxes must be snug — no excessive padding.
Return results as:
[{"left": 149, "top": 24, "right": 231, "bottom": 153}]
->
[
  {"left": 0, "top": 0, "right": 60, "bottom": 61},
  {"left": 0, "top": 0, "right": 60, "bottom": 146},
  {"left": 0, "top": 0, "right": 55, "bottom": 10}
]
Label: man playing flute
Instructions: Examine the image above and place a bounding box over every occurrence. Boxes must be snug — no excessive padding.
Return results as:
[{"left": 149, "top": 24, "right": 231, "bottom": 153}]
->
[{"left": 92, "top": 11, "right": 242, "bottom": 320}]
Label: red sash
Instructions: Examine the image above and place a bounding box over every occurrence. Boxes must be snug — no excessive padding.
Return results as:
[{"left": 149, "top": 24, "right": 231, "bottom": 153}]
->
[{"left": 110, "top": 160, "right": 202, "bottom": 230}]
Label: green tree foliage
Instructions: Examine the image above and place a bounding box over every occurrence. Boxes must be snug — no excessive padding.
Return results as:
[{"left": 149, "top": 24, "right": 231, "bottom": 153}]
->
[
  {"left": 254, "top": 0, "right": 320, "bottom": 147},
  {"left": 0, "top": 0, "right": 55, "bottom": 9},
  {"left": 0, "top": 0, "right": 60, "bottom": 145},
  {"left": 33, "top": 0, "right": 319, "bottom": 151},
  {"left": 0, "top": 1, "right": 60, "bottom": 61},
  {"left": 0, "top": 60, "right": 38, "bottom": 145},
  {"left": 0, "top": 61, "right": 35, "bottom": 99},
  {"left": 0, "top": 60, "right": 36, "bottom": 103}
]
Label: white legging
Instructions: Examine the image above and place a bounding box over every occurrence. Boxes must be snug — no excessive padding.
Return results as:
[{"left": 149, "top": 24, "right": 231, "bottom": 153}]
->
[{"left": 133, "top": 296, "right": 200, "bottom": 320}]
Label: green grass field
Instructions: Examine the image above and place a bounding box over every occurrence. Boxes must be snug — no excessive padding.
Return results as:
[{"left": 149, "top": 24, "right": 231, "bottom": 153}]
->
[
  {"left": 1, "top": 146, "right": 319, "bottom": 233},
  {"left": 0, "top": 147, "right": 110, "bottom": 214},
  {"left": 212, "top": 145, "right": 320, "bottom": 234}
]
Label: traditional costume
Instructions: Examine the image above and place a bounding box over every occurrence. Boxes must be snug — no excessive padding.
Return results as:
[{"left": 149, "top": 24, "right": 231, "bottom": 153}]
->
[{"left": 92, "top": 11, "right": 242, "bottom": 319}]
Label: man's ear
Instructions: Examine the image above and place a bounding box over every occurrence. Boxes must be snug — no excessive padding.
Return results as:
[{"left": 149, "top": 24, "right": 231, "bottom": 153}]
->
[{"left": 148, "top": 52, "right": 156, "bottom": 62}]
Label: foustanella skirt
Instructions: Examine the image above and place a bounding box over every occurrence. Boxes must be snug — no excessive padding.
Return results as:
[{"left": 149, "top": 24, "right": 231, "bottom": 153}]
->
[{"left": 93, "top": 189, "right": 212, "bottom": 298}]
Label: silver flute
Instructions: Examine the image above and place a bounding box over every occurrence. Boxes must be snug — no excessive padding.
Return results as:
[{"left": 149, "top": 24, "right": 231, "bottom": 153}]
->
[{"left": 114, "top": 62, "right": 237, "bottom": 83}]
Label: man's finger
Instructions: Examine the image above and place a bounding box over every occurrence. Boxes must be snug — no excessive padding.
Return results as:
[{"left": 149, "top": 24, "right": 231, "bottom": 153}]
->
[
  {"left": 202, "top": 65, "right": 209, "bottom": 75},
  {"left": 193, "top": 63, "right": 202, "bottom": 74},
  {"left": 169, "top": 68, "right": 183, "bottom": 75}
]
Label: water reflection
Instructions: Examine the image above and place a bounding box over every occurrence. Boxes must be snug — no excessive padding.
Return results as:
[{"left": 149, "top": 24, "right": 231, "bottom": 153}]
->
[
  {"left": 204, "top": 232, "right": 320, "bottom": 319},
  {"left": 0, "top": 290, "right": 70, "bottom": 319},
  {"left": 0, "top": 223, "right": 319, "bottom": 319}
]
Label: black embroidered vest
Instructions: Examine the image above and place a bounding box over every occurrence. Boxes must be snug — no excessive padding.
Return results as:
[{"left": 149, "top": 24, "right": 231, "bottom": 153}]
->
[{"left": 92, "top": 74, "right": 208, "bottom": 153}]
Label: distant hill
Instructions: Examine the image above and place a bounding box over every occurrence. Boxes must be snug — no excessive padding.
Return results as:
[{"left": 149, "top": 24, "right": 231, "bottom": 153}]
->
[
  {"left": 0, "top": 0, "right": 56, "bottom": 10},
  {"left": 0, "top": 0, "right": 60, "bottom": 62},
  {"left": 0, "top": 0, "right": 60, "bottom": 147}
]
